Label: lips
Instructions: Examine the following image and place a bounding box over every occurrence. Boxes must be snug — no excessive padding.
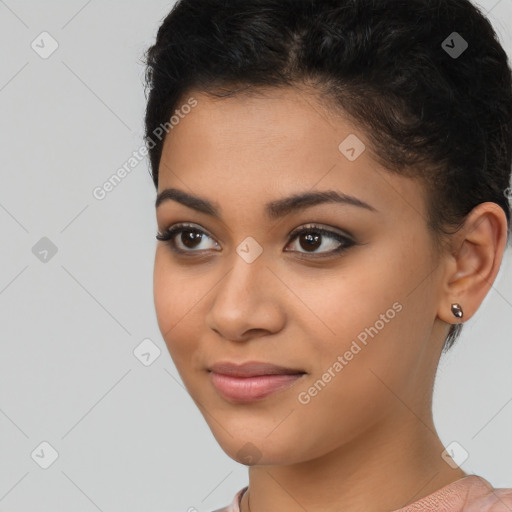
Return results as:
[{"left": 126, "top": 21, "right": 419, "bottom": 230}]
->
[
  {"left": 208, "top": 361, "right": 306, "bottom": 377},
  {"left": 208, "top": 361, "right": 306, "bottom": 402}
]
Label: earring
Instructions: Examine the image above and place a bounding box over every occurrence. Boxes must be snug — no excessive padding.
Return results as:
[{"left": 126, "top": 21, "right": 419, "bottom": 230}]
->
[{"left": 451, "top": 303, "right": 463, "bottom": 319}]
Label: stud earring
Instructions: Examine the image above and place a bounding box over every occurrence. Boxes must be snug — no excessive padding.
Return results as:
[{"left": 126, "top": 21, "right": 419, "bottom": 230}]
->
[{"left": 451, "top": 303, "right": 463, "bottom": 319}]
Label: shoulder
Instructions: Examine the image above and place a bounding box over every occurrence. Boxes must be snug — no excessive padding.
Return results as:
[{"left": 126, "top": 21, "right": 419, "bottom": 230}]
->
[
  {"left": 211, "top": 486, "right": 248, "bottom": 512},
  {"left": 467, "top": 486, "right": 512, "bottom": 512},
  {"left": 452, "top": 475, "right": 512, "bottom": 512}
]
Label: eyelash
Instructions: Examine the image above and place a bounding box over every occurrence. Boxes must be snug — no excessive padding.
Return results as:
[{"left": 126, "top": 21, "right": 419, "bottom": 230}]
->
[{"left": 155, "top": 222, "right": 356, "bottom": 258}]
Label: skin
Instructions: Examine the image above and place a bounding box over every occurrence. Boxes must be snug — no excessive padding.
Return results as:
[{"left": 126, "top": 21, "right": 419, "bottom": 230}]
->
[{"left": 153, "top": 85, "right": 508, "bottom": 512}]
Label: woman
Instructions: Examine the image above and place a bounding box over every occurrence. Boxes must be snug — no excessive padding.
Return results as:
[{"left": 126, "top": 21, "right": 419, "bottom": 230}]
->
[{"left": 144, "top": 0, "right": 512, "bottom": 510}]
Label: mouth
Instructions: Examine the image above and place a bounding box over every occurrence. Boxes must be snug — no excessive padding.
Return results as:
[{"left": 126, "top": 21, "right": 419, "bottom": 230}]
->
[{"left": 208, "top": 361, "right": 307, "bottom": 402}]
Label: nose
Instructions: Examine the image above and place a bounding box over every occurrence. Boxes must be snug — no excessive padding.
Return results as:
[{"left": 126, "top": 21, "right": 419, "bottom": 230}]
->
[{"left": 205, "top": 251, "right": 286, "bottom": 342}]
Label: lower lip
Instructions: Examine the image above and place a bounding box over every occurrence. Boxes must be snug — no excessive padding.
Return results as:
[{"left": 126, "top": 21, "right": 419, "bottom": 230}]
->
[{"left": 209, "top": 372, "right": 305, "bottom": 402}]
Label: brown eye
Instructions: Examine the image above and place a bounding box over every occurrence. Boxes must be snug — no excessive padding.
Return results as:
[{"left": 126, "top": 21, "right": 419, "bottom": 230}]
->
[
  {"left": 180, "top": 229, "right": 204, "bottom": 249},
  {"left": 285, "top": 224, "right": 355, "bottom": 256},
  {"left": 156, "top": 224, "right": 220, "bottom": 253},
  {"left": 156, "top": 222, "right": 355, "bottom": 258},
  {"left": 298, "top": 232, "right": 322, "bottom": 252}
]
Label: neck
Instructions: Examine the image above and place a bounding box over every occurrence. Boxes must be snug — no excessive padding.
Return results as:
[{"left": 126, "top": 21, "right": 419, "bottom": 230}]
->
[{"left": 240, "top": 413, "right": 467, "bottom": 512}]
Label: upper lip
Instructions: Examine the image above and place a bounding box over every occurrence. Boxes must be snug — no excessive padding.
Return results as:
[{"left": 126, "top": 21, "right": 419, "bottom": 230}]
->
[{"left": 209, "top": 361, "right": 306, "bottom": 377}]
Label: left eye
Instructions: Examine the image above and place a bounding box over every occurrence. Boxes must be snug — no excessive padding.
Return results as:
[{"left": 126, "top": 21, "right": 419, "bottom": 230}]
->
[
  {"left": 286, "top": 224, "right": 354, "bottom": 255},
  {"left": 156, "top": 223, "right": 354, "bottom": 256}
]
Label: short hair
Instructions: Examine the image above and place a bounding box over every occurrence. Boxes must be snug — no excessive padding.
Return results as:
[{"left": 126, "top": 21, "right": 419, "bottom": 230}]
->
[{"left": 143, "top": 0, "right": 512, "bottom": 352}]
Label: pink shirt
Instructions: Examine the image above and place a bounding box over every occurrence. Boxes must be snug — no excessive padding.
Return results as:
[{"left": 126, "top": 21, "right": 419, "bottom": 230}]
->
[{"left": 212, "top": 475, "right": 512, "bottom": 512}]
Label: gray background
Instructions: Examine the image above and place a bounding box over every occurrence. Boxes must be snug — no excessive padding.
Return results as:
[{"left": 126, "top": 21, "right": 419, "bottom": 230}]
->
[{"left": 0, "top": 1, "right": 511, "bottom": 511}]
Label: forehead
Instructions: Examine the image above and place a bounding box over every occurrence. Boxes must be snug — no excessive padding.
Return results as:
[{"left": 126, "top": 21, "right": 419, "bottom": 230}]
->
[
  {"left": 159, "top": 86, "right": 362, "bottom": 188},
  {"left": 157, "top": 87, "right": 428, "bottom": 225},
  {"left": 165, "top": 86, "right": 343, "bottom": 149}
]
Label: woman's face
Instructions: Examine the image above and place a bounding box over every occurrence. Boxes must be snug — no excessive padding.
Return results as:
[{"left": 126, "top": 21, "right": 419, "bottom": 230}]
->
[{"left": 153, "top": 86, "right": 449, "bottom": 465}]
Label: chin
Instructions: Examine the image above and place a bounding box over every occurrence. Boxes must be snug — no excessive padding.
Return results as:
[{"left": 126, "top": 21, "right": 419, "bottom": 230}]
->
[{"left": 208, "top": 427, "right": 306, "bottom": 466}]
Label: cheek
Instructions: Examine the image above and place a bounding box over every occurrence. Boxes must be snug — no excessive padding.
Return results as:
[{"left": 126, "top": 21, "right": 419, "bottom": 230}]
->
[
  {"left": 299, "top": 262, "right": 401, "bottom": 341},
  {"left": 308, "top": 246, "right": 432, "bottom": 376},
  {"left": 153, "top": 253, "right": 201, "bottom": 357},
  {"left": 153, "top": 251, "right": 205, "bottom": 327},
  {"left": 153, "top": 254, "right": 176, "bottom": 334}
]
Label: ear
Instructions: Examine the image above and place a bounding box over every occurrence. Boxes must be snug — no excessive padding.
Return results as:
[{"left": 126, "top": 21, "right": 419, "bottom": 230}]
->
[{"left": 437, "top": 202, "right": 509, "bottom": 325}]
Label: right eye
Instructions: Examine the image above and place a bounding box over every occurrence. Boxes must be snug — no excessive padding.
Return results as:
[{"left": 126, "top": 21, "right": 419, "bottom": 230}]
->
[{"left": 156, "top": 223, "right": 221, "bottom": 254}]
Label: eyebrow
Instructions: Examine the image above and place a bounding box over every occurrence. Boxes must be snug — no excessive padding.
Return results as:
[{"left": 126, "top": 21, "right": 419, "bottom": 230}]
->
[{"left": 155, "top": 187, "right": 378, "bottom": 219}]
